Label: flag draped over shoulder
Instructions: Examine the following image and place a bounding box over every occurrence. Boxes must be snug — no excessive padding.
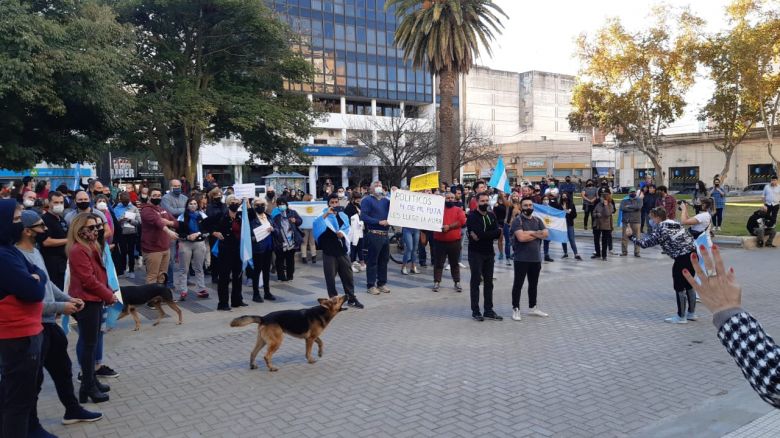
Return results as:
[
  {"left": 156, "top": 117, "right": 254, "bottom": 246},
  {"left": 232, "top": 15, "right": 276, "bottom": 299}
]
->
[
  {"left": 488, "top": 157, "right": 511, "bottom": 193},
  {"left": 531, "top": 203, "right": 569, "bottom": 243},
  {"left": 240, "top": 200, "right": 253, "bottom": 271}
]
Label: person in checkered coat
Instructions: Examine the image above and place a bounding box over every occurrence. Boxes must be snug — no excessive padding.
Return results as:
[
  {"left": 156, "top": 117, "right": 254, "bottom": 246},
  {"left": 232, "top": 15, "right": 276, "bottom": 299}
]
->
[{"left": 683, "top": 245, "right": 780, "bottom": 409}]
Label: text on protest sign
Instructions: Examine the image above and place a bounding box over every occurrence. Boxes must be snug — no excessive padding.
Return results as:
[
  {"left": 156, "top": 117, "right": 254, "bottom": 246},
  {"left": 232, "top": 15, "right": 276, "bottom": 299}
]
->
[
  {"left": 232, "top": 183, "right": 256, "bottom": 200},
  {"left": 387, "top": 189, "right": 445, "bottom": 232}
]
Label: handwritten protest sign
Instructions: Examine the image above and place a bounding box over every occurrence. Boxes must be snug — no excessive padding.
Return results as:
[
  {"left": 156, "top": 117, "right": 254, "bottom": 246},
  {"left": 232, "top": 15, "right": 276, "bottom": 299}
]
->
[
  {"left": 409, "top": 171, "right": 439, "bottom": 191},
  {"left": 232, "top": 183, "right": 256, "bottom": 200},
  {"left": 388, "top": 189, "right": 445, "bottom": 232}
]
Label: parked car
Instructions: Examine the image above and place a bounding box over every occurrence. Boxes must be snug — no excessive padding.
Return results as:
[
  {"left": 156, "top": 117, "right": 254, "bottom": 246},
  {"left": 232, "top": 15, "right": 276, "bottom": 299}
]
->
[{"left": 727, "top": 183, "right": 766, "bottom": 197}]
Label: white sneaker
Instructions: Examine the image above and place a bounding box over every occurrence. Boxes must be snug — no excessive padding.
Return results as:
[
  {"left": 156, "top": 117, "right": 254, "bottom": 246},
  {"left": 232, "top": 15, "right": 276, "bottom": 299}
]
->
[
  {"left": 351, "top": 264, "right": 360, "bottom": 273},
  {"left": 359, "top": 263, "right": 366, "bottom": 272},
  {"left": 412, "top": 266, "right": 420, "bottom": 274},
  {"left": 445, "top": 265, "right": 451, "bottom": 271},
  {"left": 401, "top": 266, "right": 409, "bottom": 275},
  {"left": 529, "top": 307, "right": 549, "bottom": 317},
  {"left": 458, "top": 262, "right": 467, "bottom": 268},
  {"left": 512, "top": 308, "right": 522, "bottom": 321}
]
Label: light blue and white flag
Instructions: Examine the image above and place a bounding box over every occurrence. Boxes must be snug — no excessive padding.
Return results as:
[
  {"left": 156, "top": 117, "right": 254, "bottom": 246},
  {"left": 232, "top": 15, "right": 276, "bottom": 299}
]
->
[
  {"left": 532, "top": 203, "right": 569, "bottom": 243},
  {"left": 240, "top": 200, "right": 253, "bottom": 271},
  {"left": 72, "top": 163, "right": 81, "bottom": 191},
  {"left": 488, "top": 157, "right": 511, "bottom": 193}
]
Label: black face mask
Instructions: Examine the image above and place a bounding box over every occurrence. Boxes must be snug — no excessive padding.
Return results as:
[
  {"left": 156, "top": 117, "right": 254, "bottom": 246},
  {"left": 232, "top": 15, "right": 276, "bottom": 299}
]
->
[
  {"left": 267, "top": 192, "right": 275, "bottom": 200},
  {"left": 97, "top": 228, "right": 105, "bottom": 242},
  {"left": 212, "top": 198, "right": 222, "bottom": 204},
  {"left": 140, "top": 196, "right": 148, "bottom": 203},
  {"left": 11, "top": 222, "right": 24, "bottom": 243},
  {"left": 229, "top": 204, "right": 240, "bottom": 212},
  {"left": 522, "top": 208, "right": 534, "bottom": 216},
  {"left": 478, "top": 204, "right": 488, "bottom": 212},
  {"left": 76, "top": 201, "right": 90, "bottom": 211},
  {"left": 34, "top": 229, "right": 49, "bottom": 244},
  {"left": 586, "top": 184, "right": 593, "bottom": 187},
  {"left": 93, "top": 191, "right": 102, "bottom": 198},
  {"left": 333, "top": 206, "right": 344, "bottom": 213},
  {"left": 445, "top": 201, "right": 455, "bottom": 208},
  {"left": 254, "top": 205, "right": 265, "bottom": 214},
  {"left": 150, "top": 198, "right": 162, "bottom": 206}
]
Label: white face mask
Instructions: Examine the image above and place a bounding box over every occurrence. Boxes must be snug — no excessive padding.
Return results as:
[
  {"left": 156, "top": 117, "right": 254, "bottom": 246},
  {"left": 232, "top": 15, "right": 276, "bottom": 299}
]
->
[
  {"left": 96, "top": 202, "right": 107, "bottom": 211},
  {"left": 23, "top": 199, "right": 35, "bottom": 208},
  {"left": 188, "top": 203, "right": 198, "bottom": 211},
  {"left": 338, "top": 192, "right": 345, "bottom": 198},
  {"left": 374, "top": 187, "right": 384, "bottom": 196},
  {"left": 52, "top": 204, "right": 65, "bottom": 214}
]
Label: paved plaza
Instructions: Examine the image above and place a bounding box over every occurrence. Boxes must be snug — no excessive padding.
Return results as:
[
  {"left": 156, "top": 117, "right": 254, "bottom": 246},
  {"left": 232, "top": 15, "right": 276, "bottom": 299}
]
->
[{"left": 37, "top": 240, "right": 780, "bottom": 437}]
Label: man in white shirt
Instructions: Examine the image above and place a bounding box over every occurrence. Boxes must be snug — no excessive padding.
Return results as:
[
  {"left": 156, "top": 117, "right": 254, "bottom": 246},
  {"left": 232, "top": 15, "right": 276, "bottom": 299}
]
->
[{"left": 763, "top": 175, "right": 780, "bottom": 228}]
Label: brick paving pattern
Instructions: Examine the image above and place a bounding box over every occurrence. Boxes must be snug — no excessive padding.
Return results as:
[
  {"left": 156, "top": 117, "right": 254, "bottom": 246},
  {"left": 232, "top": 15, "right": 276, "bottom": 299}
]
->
[{"left": 36, "top": 242, "right": 780, "bottom": 437}]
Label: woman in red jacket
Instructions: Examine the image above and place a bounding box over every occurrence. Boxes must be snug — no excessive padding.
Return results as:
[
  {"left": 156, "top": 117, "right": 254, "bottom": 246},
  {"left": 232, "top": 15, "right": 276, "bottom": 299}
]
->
[
  {"left": 432, "top": 191, "right": 467, "bottom": 292},
  {"left": 67, "top": 213, "right": 116, "bottom": 403}
]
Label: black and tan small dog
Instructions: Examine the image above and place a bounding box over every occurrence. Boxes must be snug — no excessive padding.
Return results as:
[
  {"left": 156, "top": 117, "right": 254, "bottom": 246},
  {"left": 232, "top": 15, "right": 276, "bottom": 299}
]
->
[
  {"left": 118, "top": 273, "right": 183, "bottom": 330},
  {"left": 230, "top": 295, "right": 347, "bottom": 371}
]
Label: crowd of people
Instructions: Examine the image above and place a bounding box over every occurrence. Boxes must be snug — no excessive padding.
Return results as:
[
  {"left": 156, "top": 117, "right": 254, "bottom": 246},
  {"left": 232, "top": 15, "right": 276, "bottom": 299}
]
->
[{"left": 1, "top": 170, "right": 780, "bottom": 437}]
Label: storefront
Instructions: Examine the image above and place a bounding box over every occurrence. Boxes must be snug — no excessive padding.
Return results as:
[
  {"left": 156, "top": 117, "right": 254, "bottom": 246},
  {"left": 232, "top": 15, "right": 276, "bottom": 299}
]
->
[
  {"left": 552, "top": 162, "right": 588, "bottom": 178},
  {"left": 668, "top": 166, "right": 699, "bottom": 190},
  {"left": 521, "top": 160, "right": 547, "bottom": 179}
]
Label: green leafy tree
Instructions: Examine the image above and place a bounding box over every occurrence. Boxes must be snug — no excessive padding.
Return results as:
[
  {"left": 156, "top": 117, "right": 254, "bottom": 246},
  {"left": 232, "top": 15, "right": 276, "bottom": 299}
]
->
[
  {"left": 0, "top": 0, "right": 133, "bottom": 170},
  {"left": 385, "top": 0, "right": 506, "bottom": 184},
  {"left": 726, "top": 0, "right": 780, "bottom": 170},
  {"left": 697, "top": 29, "right": 761, "bottom": 184},
  {"left": 113, "top": 0, "right": 321, "bottom": 182},
  {"left": 569, "top": 7, "right": 702, "bottom": 185}
]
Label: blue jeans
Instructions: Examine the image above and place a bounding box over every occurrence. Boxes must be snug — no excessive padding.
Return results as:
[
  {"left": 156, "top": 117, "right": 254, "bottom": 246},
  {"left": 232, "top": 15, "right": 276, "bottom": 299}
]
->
[
  {"left": 562, "top": 225, "right": 579, "bottom": 255},
  {"left": 502, "top": 223, "right": 512, "bottom": 258},
  {"left": 402, "top": 228, "right": 420, "bottom": 264},
  {"left": 365, "top": 232, "right": 389, "bottom": 288}
]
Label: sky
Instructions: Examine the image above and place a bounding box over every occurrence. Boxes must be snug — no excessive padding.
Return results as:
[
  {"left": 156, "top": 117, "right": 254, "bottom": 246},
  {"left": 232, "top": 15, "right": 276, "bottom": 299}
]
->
[{"left": 481, "top": 0, "right": 735, "bottom": 133}]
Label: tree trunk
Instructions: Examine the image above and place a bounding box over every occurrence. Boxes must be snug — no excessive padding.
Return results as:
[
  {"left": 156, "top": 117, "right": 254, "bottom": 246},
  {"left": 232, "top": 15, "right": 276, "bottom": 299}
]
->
[
  {"left": 649, "top": 155, "right": 664, "bottom": 187},
  {"left": 438, "top": 67, "right": 457, "bottom": 184},
  {"left": 719, "top": 148, "right": 734, "bottom": 185}
]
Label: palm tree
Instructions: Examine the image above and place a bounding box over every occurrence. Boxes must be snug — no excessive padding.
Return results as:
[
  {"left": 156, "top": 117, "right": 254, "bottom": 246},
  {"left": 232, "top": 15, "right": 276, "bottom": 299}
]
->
[{"left": 385, "top": 0, "right": 506, "bottom": 184}]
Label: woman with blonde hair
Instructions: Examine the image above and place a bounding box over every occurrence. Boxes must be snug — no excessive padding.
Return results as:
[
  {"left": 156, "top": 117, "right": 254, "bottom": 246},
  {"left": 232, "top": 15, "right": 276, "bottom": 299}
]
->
[{"left": 66, "top": 213, "right": 116, "bottom": 403}]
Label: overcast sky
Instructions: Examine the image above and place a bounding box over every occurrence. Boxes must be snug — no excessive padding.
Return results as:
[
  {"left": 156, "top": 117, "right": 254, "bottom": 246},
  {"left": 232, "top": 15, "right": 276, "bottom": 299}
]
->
[{"left": 481, "top": 0, "right": 734, "bottom": 133}]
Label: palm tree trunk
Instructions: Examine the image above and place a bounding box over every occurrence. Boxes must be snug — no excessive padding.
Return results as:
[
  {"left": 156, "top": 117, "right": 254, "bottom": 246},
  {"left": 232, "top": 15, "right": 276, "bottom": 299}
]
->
[{"left": 438, "top": 67, "right": 457, "bottom": 184}]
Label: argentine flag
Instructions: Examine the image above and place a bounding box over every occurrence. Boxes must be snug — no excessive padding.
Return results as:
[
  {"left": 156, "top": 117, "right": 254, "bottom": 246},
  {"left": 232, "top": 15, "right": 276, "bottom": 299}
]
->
[
  {"left": 532, "top": 203, "right": 569, "bottom": 243},
  {"left": 488, "top": 157, "right": 511, "bottom": 193},
  {"left": 240, "top": 199, "right": 254, "bottom": 271}
]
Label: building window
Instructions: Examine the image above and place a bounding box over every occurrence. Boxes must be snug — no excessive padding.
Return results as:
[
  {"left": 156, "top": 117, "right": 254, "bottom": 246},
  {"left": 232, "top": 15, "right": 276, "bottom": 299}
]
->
[
  {"left": 313, "top": 97, "right": 341, "bottom": 113},
  {"left": 668, "top": 166, "right": 699, "bottom": 190}
]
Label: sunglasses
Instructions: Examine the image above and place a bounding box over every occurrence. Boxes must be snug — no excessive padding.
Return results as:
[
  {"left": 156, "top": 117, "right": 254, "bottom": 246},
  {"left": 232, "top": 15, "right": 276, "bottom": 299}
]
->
[{"left": 82, "top": 224, "right": 103, "bottom": 232}]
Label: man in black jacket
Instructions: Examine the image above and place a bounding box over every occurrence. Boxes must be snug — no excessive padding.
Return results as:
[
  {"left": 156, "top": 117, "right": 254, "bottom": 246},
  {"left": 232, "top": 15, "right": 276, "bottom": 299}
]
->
[
  {"left": 466, "top": 192, "right": 502, "bottom": 321},
  {"left": 747, "top": 206, "right": 776, "bottom": 248}
]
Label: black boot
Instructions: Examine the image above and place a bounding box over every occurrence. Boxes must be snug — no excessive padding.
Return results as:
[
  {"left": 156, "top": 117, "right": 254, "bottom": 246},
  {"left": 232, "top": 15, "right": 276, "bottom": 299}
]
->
[
  {"left": 311, "top": 255, "right": 317, "bottom": 264},
  {"left": 252, "top": 291, "right": 264, "bottom": 303},
  {"left": 79, "top": 384, "right": 109, "bottom": 404},
  {"left": 264, "top": 292, "right": 276, "bottom": 301},
  {"left": 95, "top": 379, "right": 110, "bottom": 393}
]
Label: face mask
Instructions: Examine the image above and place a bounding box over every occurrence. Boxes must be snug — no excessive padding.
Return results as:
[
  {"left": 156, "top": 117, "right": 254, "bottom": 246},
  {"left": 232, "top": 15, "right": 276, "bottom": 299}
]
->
[
  {"left": 140, "top": 196, "right": 149, "bottom": 203},
  {"left": 522, "top": 208, "right": 534, "bottom": 216},
  {"left": 172, "top": 188, "right": 182, "bottom": 196},
  {"left": 445, "top": 201, "right": 455, "bottom": 208},
  {"left": 23, "top": 199, "right": 35, "bottom": 208},
  {"left": 212, "top": 197, "right": 222, "bottom": 204},
  {"left": 478, "top": 204, "right": 488, "bottom": 212},
  {"left": 51, "top": 204, "right": 65, "bottom": 214},
  {"left": 267, "top": 192, "right": 275, "bottom": 199},
  {"left": 11, "top": 222, "right": 24, "bottom": 243},
  {"left": 279, "top": 205, "right": 288, "bottom": 212},
  {"left": 93, "top": 191, "right": 102, "bottom": 198},
  {"left": 97, "top": 228, "right": 105, "bottom": 241},
  {"left": 96, "top": 202, "right": 107, "bottom": 211},
  {"left": 150, "top": 198, "right": 162, "bottom": 206},
  {"left": 35, "top": 229, "right": 49, "bottom": 244},
  {"left": 374, "top": 187, "right": 384, "bottom": 196},
  {"left": 188, "top": 203, "right": 198, "bottom": 212},
  {"left": 229, "top": 203, "right": 240, "bottom": 212},
  {"left": 338, "top": 192, "right": 345, "bottom": 198},
  {"left": 76, "top": 201, "right": 90, "bottom": 210},
  {"left": 715, "top": 183, "right": 720, "bottom": 187},
  {"left": 254, "top": 205, "right": 265, "bottom": 214},
  {"left": 333, "top": 206, "right": 344, "bottom": 213}
]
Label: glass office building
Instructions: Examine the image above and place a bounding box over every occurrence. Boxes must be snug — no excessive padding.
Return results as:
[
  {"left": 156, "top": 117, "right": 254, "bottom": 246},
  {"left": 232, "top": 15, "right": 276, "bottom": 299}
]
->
[{"left": 272, "top": 0, "right": 433, "bottom": 105}]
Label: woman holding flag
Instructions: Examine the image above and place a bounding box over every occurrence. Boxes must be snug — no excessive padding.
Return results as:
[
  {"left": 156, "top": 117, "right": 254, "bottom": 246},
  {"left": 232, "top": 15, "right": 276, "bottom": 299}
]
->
[{"left": 211, "top": 195, "right": 249, "bottom": 311}]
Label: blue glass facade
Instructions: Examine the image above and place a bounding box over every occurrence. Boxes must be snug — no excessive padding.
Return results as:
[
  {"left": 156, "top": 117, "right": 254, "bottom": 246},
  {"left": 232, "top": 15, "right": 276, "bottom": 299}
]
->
[{"left": 273, "top": 0, "right": 433, "bottom": 105}]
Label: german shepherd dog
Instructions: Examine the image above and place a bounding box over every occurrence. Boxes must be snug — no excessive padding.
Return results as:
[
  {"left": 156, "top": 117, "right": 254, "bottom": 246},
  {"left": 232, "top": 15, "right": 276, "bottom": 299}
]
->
[
  {"left": 118, "top": 273, "right": 183, "bottom": 330},
  {"left": 230, "top": 295, "right": 347, "bottom": 371}
]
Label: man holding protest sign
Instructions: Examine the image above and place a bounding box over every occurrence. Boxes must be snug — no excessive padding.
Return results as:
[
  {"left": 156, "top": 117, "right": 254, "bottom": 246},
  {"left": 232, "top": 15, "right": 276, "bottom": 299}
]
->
[{"left": 361, "top": 181, "right": 391, "bottom": 295}]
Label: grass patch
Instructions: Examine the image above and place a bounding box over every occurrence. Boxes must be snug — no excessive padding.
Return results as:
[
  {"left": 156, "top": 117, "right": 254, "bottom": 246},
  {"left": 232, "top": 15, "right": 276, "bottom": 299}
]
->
[{"left": 569, "top": 195, "right": 756, "bottom": 236}]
